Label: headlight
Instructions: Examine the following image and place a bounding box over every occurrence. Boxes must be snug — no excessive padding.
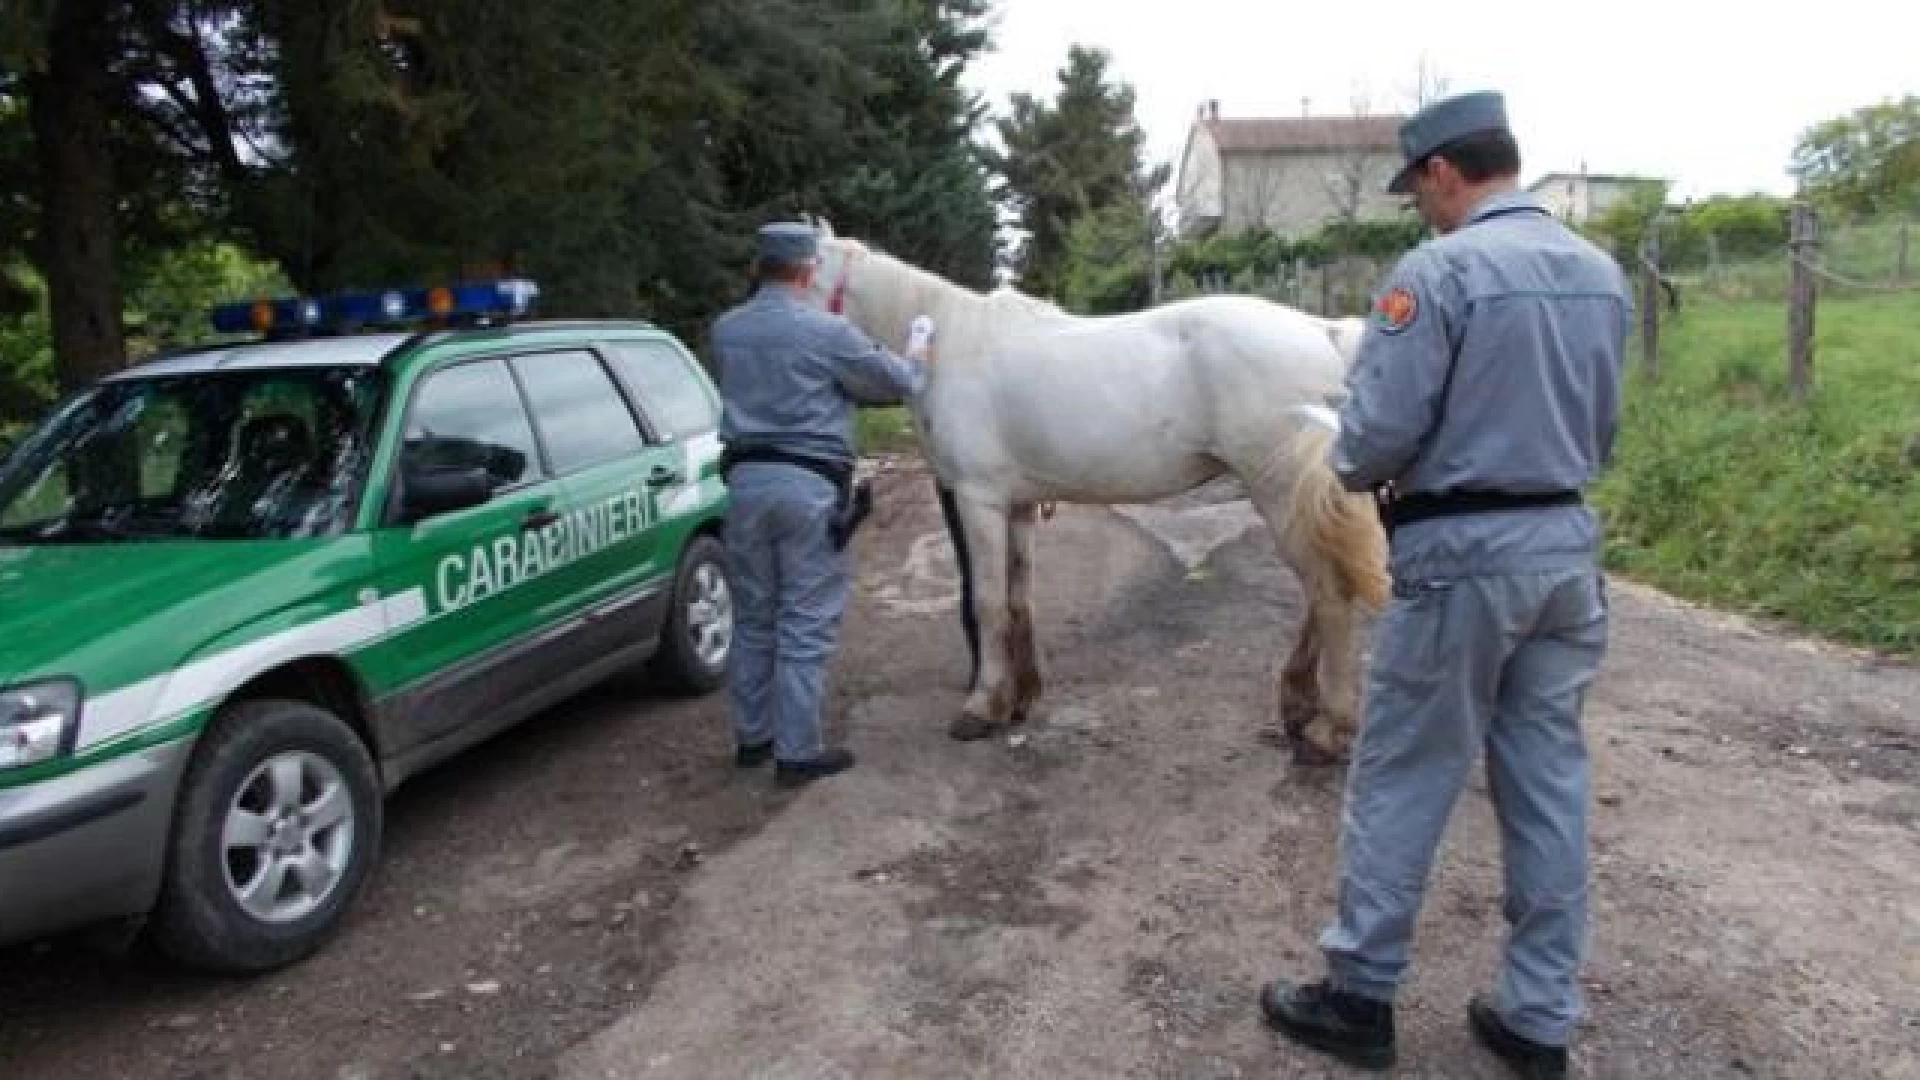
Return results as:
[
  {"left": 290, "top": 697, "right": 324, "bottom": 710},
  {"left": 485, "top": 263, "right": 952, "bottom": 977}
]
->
[{"left": 0, "top": 680, "right": 82, "bottom": 770}]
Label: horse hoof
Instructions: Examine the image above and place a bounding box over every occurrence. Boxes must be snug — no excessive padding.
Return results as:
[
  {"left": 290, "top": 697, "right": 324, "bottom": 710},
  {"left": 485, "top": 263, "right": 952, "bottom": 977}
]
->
[
  {"left": 1291, "top": 738, "right": 1344, "bottom": 769},
  {"left": 949, "top": 715, "right": 997, "bottom": 742}
]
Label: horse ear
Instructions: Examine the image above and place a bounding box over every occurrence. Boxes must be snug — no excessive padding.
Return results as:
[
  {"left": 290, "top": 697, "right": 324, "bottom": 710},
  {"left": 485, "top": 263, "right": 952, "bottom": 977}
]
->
[{"left": 815, "top": 215, "right": 836, "bottom": 239}]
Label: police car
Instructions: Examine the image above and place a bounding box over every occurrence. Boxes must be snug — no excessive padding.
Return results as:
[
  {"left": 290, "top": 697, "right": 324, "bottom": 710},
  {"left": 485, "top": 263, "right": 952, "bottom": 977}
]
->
[{"left": 0, "top": 280, "right": 732, "bottom": 973}]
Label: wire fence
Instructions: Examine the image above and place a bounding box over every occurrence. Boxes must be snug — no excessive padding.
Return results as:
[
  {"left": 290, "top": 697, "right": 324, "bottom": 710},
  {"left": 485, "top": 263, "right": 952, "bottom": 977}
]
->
[
  {"left": 1637, "top": 205, "right": 1918, "bottom": 398},
  {"left": 1659, "top": 208, "right": 1916, "bottom": 303}
]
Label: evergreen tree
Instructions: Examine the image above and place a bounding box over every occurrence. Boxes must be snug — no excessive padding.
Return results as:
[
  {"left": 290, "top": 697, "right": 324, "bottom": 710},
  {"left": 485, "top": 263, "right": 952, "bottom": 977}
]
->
[{"left": 987, "top": 44, "right": 1149, "bottom": 300}]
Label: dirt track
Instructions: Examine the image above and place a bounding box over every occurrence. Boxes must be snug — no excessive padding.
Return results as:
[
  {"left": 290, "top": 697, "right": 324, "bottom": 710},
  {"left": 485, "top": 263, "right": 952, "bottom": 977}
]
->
[{"left": 2, "top": 460, "right": 1917, "bottom": 1079}]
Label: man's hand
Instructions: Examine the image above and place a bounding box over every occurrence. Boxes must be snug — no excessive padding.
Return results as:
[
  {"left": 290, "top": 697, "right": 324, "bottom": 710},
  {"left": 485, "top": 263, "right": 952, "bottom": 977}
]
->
[{"left": 905, "top": 315, "right": 936, "bottom": 363}]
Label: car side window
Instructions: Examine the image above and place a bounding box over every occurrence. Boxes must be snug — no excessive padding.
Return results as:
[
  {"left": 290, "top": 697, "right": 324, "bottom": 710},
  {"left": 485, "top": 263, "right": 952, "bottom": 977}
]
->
[
  {"left": 606, "top": 341, "right": 718, "bottom": 441},
  {"left": 403, "top": 358, "right": 542, "bottom": 489},
  {"left": 509, "top": 349, "right": 645, "bottom": 473}
]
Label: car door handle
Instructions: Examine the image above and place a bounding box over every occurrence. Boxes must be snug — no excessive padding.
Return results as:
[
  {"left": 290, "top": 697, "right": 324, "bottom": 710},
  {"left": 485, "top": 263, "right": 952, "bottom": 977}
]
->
[
  {"left": 525, "top": 508, "right": 559, "bottom": 529},
  {"left": 647, "top": 465, "right": 683, "bottom": 487}
]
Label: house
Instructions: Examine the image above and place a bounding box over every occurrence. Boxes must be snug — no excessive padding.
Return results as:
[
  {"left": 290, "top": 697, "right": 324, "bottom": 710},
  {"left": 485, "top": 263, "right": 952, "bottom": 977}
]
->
[
  {"left": 1526, "top": 170, "right": 1659, "bottom": 224},
  {"left": 1175, "top": 99, "right": 1408, "bottom": 239}
]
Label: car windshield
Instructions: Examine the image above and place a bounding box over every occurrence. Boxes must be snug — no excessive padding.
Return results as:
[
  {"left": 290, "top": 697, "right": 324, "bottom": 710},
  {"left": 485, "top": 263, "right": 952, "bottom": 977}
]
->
[{"left": 0, "top": 365, "right": 385, "bottom": 544}]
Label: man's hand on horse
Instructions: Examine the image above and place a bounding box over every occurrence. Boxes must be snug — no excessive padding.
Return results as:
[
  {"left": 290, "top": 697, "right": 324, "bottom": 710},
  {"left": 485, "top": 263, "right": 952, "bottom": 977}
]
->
[{"left": 905, "top": 314, "right": 936, "bottom": 363}]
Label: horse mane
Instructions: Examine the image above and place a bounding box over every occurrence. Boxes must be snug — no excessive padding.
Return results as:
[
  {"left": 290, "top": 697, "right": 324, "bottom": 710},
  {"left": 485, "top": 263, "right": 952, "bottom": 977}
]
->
[{"left": 831, "top": 237, "right": 1070, "bottom": 358}]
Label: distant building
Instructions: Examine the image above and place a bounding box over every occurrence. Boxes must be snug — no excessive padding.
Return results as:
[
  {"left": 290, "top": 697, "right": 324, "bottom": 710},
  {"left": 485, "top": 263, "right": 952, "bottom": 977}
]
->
[
  {"left": 1175, "top": 99, "right": 1407, "bottom": 239},
  {"left": 1526, "top": 170, "right": 1661, "bottom": 223}
]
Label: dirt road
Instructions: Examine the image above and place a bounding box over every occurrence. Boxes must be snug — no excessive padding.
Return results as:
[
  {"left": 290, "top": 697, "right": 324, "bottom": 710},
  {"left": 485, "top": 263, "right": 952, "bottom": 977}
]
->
[{"left": 3, "top": 462, "right": 1916, "bottom": 1079}]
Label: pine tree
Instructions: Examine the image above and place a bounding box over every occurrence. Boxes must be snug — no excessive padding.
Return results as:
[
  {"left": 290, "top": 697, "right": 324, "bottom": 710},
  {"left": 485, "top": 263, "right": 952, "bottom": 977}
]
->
[{"left": 987, "top": 45, "right": 1150, "bottom": 300}]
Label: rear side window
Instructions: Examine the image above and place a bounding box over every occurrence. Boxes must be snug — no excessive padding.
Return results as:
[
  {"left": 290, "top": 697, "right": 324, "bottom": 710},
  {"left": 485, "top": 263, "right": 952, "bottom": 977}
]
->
[
  {"left": 404, "top": 359, "right": 542, "bottom": 489},
  {"left": 509, "top": 349, "right": 645, "bottom": 473},
  {"left": 607, "top": 341, "right": 718, "bottom": 441}
]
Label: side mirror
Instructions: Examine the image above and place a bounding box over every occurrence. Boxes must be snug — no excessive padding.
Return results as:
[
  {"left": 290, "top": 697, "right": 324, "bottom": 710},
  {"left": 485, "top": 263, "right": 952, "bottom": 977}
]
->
[{"left": 401, "top": 466, "right": 493, "bottom": 523}]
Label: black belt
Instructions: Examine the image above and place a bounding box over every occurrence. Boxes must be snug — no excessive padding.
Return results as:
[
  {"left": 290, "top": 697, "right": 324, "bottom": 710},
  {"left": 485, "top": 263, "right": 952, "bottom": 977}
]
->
[
  {"left": 1382, "top": 488, "right": 1582, "bottom": 533},
  {"left": 719, "top": 443, "right": 872, "bottom": 550},
  {"left": 720, "top": 444, "right": 852, "bottom": 489}
]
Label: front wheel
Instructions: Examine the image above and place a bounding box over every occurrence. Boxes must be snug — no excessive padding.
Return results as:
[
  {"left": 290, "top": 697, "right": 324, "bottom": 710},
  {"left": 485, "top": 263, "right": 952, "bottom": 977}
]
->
[
  {"left": 147, "top": 699, "right": 381, "bottom": 974},
  {"left": 651, "top": 534, "right": 733, "bottom": 695}
]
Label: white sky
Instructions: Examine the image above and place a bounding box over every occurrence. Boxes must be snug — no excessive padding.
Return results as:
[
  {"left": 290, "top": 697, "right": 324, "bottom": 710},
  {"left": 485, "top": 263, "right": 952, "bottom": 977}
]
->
[{"left": 961, "top": 0, "right": 1920, "bottom": 207}]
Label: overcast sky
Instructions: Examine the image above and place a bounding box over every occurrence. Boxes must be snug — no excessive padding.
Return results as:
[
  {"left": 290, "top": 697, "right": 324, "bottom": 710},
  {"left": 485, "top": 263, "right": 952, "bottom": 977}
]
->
[{"left": 961, "top": 0, "right": 1920, "bottom": 205}]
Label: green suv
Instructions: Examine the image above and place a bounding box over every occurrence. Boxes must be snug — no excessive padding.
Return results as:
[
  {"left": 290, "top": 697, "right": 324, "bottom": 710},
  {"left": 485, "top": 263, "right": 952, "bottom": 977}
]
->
[{"left": 0, "top": 281, "right": 733, "bottom": 973}]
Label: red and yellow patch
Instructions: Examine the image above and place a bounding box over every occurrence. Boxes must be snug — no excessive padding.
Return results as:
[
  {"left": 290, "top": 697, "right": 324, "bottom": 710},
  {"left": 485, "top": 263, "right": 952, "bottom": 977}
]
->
[{"left": 1372, "top": 286, "right": 1418, "bottom": 335}]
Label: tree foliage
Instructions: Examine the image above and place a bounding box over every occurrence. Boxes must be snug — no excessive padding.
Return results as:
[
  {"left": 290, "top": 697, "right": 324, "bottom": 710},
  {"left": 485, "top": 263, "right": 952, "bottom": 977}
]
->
[
  {"left": 1582, "top": 181, "right": 1792, "bottom": 272},
  {"left": 1059, "top": 195, "right": 1156, "bottom": 315},
  {"left": 987, "top": 44, "right": 1151, "bottom": 300},
  {"left": 1791, "top": 94, "right": 1920, "bottom": 217},
  {"left": 0, "top": 0, "right": 1004, "bottom": 426}
]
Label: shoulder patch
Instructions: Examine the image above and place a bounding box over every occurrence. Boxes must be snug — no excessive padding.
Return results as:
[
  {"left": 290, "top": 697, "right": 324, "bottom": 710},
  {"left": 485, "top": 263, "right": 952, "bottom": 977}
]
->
[{"left": 1371, "top": 286, "right": 1418, "bottom": 336}]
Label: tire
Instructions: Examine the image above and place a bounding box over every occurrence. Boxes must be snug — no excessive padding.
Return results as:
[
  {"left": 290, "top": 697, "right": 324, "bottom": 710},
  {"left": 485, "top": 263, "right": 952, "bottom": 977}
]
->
[
  {"left": 147, "top": 699, "right": 381, "bottom": 975},
  {"left": 651, "top": 533, "right": 732, "bottom": 695}
]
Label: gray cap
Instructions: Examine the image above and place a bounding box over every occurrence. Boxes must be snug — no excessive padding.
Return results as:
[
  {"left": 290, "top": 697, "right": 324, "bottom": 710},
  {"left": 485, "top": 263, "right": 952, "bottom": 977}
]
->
[
  {"left": 756, "top": 220, "right": 820, "bottom": 265},
  {"left": 1387, "top": 91, "right": 1510, "bottom": 194}
]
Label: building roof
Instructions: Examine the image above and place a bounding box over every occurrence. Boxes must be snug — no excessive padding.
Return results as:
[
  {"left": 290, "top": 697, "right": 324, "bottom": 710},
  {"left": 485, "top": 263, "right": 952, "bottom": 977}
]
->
[
  {"left": 1204, "top": 114, "right": 1403, "bottom": 154},
  {"left": 1527, "top": 171, "right": 1657, "bottom": 187}
]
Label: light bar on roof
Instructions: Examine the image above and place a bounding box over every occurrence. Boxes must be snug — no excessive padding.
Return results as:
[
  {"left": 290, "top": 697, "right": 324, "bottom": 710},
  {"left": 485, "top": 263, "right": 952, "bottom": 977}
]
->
[{"left": 209, "top": 278, "right": 542, "bottom": 336}]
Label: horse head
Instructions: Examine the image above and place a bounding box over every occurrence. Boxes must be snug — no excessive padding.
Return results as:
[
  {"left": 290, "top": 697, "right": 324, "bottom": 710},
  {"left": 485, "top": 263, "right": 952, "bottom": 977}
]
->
[{"left": 806, "top": 231, "right": 870, "bottom": 319}]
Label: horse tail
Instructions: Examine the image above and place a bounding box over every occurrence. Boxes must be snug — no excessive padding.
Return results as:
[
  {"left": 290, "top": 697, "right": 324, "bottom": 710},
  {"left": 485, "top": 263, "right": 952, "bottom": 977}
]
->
[
  {"left": 935, "top": 477, "right": 981, "bottom": 691},
  {"left": 1279, "top": 423, "right": 1392, "bottom": 612}
]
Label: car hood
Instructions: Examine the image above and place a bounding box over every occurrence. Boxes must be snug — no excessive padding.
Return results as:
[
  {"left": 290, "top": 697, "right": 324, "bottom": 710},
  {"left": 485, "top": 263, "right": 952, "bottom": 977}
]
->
[{"left": 0, "top": 541, "right": 366, "bottom": 695}]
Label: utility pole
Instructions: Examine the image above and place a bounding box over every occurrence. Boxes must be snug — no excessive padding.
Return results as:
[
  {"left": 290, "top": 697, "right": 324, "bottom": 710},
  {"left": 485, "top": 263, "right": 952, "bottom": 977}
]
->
[{"left": 1139, "top": 162, "right": 1171, "bottom": 306}]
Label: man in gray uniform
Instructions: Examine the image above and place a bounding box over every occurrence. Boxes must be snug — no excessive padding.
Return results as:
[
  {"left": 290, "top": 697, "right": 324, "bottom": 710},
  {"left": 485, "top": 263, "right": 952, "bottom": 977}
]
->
[
  {"left": 1259, "top": 93, "right": 1631, "bottom": 1077},
  {"left": 709, "top": 220, "right": 932, "bottom": 788}
]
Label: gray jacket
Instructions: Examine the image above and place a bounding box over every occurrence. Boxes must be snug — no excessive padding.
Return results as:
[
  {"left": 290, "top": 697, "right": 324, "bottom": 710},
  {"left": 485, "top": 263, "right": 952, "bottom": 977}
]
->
[
  {"left": 711, "top": 286, "right": 926, "bottom": 470},
  {"left": 1332, "top": 190, "right": 1633, "bottom": 579}
]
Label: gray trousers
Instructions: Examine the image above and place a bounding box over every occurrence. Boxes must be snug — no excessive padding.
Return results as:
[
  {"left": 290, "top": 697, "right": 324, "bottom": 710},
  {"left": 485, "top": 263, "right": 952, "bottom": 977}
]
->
[
  {"left": 722, "top": 463, "right": 851, "bottom": 763},
  {"left": 1320, "top": 566, "right": 1608, "bottom": 1046}
]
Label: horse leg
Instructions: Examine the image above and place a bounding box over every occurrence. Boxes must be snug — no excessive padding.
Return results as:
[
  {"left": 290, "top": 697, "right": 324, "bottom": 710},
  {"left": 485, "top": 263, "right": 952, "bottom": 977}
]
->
[
  {"left": 1244, "top": 482, "right": 1320, "bottom": 751},
  {"left": 951, "top": 491, "right": 1015, "bottom": 741},
  {"left": 1245, "top": 481, "right": 1359, "bottom": 767},
  {"left": 1280, "top": 605, "right": 1320, "bottom": 740},
  {"left": 1007, "top": 502, "right": 1044, "bottom": 724},
  {"left": 1289, "top": 574, "right": 1364, "bottom": 766},
  {"left": 1230, "top": 421, "right": 1390, "bottom": 766}
]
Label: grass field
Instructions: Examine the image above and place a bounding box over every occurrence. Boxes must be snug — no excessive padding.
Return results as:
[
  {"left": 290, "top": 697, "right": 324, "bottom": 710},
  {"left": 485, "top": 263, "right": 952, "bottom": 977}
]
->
[
  {"left": 856, "top": 406, "right": 918, "bottom": 455},
  {"left": 1593, "top": 292, "right": 1920, "bottom": 655}
]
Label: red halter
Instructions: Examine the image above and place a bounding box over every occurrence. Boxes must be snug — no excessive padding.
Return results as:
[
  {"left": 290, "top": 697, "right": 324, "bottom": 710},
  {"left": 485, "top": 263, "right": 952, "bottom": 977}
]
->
[{"left": 826, "top": 251, "right": 857, "bottom": 314}]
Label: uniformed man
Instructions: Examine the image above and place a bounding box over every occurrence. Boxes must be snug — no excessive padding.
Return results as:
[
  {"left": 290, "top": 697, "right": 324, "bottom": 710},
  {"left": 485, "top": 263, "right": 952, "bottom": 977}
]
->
[
  {"left": 709, "top": 220, "right": 932, "bottom": 788},
  {"left": 1258, "top": 92, "right": 1631, "bottom": 1078}
]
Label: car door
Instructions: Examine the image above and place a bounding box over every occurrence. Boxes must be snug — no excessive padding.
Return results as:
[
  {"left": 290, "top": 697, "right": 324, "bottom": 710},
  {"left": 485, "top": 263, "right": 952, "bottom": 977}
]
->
[
  {"left": 363, "top": 354, "right": 562, "bottom": 755},
  {"left": 601, "top": 336, "right": 725, "bottom": 545},
  {"left": 504, "top": 347, "right": 679, "bottom": 653}
]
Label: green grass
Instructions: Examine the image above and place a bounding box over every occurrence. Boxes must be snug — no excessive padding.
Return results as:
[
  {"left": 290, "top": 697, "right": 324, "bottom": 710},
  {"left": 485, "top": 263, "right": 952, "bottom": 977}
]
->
[
  {"left": 1593, "top": 293, "right": 1920, "bottom": 655},
  {"left": 856, "top": 406, "right": 917, "bottom": 455}
]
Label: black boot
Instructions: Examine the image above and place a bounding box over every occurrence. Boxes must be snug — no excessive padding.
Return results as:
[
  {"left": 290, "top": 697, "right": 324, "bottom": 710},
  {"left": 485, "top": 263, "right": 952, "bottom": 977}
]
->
[
  {"left": 1469, "top": 997, "right": 1568, "bottom": 1079},
  {"left": 1259, "top": 978, "right": 1395, "bottom": 1071},
  {"left": 734, "top": 739, "right": 774, "bottom": 768},
  {"left": 775, "top": 748, "right": 856, "bottom": 788}
]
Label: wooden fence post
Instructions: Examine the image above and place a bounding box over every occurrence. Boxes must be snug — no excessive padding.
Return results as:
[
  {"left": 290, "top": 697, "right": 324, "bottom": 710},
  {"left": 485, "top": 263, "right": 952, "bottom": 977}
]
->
[
  {"left": 1787, "top": 201, "right": 1818, "bottom": 402},
  {"left": 1898, "top": 217, "right": 1911, "bottom": 282},
  {"left": 1639, "top": 218, "right": 1661, "bottom": 380}
]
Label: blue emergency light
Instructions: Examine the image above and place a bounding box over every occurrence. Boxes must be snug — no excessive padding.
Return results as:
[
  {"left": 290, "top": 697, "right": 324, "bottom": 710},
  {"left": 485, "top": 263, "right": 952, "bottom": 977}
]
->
[{"left": 209, "top": 278, "right": 541, "bottom": 337}]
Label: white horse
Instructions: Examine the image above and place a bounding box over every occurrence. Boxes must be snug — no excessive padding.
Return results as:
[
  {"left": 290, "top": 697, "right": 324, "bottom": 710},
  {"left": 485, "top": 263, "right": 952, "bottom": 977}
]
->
[{"left": 803, "top": 222, "right": 1390, "bottom": 762}]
